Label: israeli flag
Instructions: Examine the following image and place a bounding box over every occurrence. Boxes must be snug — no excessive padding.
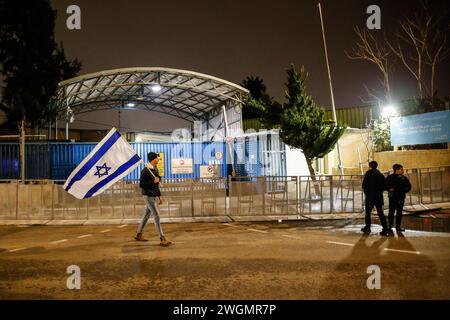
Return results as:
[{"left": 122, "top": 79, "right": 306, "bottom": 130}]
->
[{"left": 63, "top": 127, "right": 143, "bottom": 199}]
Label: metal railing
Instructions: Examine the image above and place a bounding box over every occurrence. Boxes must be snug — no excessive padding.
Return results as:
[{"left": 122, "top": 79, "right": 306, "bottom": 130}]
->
[
  {"left": 0, "top": 166, "right": 448, "bottom": 220},
  {"left": 0, "top": 178, "right": 227, "bottom": 220},
  {"left": 228, "top": 166, "right": 450, "bottom": 217}
]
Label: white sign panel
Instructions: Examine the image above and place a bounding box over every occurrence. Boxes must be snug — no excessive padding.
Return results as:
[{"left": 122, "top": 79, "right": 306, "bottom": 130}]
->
[
  {"left": 200, "top": 165, "right": 220, "bottom": 178},
  {"left": 215, "top": 151, "right": 223, "bottom": 161},
  {"left": 171, "top": 158, "right": 193, "bottom": 174}
]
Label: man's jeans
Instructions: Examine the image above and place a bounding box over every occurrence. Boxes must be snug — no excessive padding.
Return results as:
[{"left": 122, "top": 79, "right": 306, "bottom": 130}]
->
[
  {"left": 364, "top": 200, "right": 388, "bottom": 230},
  {"left": 137, "top": 196, "right": 164, "bottom": 238},
  {"left": 388, "top": 197, "right": 405, "bottom": 228}
]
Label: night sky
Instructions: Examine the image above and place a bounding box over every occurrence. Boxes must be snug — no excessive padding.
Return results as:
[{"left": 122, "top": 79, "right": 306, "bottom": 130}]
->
[{"left": 3, "top": 0, "right": 449, "bottom": 131}]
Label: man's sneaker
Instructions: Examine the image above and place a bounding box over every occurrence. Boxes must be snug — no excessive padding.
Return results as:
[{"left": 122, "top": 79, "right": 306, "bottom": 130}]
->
[
  {"left": 160, "top": 236, "right": 172, "bottom": 247},
  {"left": 134, "top": 233, "right": 148, "bottom": 242},
  {"left": 361, "top": 227, "right": 371, "bottom": 234},
  {"left": 387, "top": 229, "right": 395, "bottom": 236},
  {"left": 396, "top": 227, "right": 406, "bottom": 232},
  {"left": 380, "top": 229, "right": 390, "bottom": 236}
]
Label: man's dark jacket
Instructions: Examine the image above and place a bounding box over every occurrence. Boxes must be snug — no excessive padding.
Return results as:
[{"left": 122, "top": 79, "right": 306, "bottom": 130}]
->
[
  {"left": 139, "top": 166, "right": 161, "bottom": 197},
  {"left": 362, "top": 168, "right": 386, "bottom": 205},
  {"left": 386, "top": 173, "right": 411, "bottom": 200}
]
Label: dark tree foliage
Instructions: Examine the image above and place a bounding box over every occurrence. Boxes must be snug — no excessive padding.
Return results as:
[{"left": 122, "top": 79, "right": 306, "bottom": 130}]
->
[
  {"left": 240, "top": 75, "right": 281, "bottom": 122},
  {"left": 247, "top": 64, "right": 346, "bottom": 178},
  {"left": 0, "top": 0, "right": 81, "bottom": 131}
]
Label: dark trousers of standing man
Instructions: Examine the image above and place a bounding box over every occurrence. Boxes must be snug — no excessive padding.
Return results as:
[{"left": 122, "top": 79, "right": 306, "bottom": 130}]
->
[
  {"left": 365, "top": 200, "right": 388, "bottom": 230},
  {"left": 388, "top": 197, "right": 404, "bottom": 229}
]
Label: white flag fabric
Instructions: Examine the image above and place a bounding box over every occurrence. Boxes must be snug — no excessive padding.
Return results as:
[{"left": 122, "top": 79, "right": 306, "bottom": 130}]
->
[{"left": 63, "top": 127, "right": 142, "bottom": 199}]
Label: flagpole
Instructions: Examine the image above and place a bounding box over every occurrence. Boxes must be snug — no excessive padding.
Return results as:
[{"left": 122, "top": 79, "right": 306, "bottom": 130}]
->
[
  {"left": 223, "top": 105, "right": 236, "bottom": 177},
  {"left": 318, "top": 2, "right": 344, "bottom": 176}
]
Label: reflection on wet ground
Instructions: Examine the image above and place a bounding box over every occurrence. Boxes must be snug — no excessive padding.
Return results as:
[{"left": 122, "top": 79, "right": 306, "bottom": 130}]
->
[
  {"left": 281, "top": 211, "right": 450, "bottom": 233},
  {"left": 402, "top": 214, "right": 450, "bottom": 233}
]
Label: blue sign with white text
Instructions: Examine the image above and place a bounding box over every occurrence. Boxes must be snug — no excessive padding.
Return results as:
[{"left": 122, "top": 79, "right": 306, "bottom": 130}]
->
[{"left": 390, "top": 110, "right": 450, "bottom": 146}]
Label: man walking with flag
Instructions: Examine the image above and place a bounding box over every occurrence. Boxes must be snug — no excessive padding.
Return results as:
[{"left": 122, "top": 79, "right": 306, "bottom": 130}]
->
[{"left": 135, "top": 152, "right": 172, "bottom": 246}]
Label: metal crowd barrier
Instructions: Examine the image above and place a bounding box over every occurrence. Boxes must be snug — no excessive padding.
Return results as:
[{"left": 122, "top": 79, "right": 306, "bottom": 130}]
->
[
  {"left": 0, "top": 166, "right": 448, "bottom": 220},
  {"left": 0, "top": 178, "right": 227, "bottom": 220},
  {"left": 228, "top": 167, "right": 449, "bottom": 217}
]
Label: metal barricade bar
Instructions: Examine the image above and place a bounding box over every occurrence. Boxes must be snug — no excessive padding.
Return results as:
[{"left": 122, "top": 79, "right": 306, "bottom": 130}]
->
[{"left": 0, "top": 166, "right": 448, "bottom": 221}]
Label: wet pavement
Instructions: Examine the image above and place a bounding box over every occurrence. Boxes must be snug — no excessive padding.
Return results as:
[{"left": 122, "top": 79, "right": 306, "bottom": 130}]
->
[
  {"left": 1, "top": 212, "right": 450, "bottom": 300},
  {"left": 275, "top": 212, "right": 450, "bottom": 234}
]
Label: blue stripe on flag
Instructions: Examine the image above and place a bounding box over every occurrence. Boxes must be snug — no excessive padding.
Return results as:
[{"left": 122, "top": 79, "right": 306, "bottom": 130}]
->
[
  {"left": 65, "top": 131, "right": 121, "bottom": 192},
  {"left": 82, "top": 154, "right": 141, "bottom": 199}
]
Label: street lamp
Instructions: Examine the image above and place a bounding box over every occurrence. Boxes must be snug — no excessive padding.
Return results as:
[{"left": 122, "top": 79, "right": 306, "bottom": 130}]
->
[
  {"left": 66, "top": 106, "right": 74, "bottom": 140},
  {"left": 151, "top": 72, "right": 162, "bottom": 93},
  {"left": 380, "top": 104, "right": 399, "bottom": 151},
  {"left": 151, "top": 84, "right": 162, "bottom": 93},
  {"left": 381, "top": 104, "right": 398, "bottom": 118}
]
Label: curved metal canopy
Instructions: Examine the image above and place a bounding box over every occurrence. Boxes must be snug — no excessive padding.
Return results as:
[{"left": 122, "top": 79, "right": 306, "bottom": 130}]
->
[{"left": 53, "top": 67, "right": 249, "bottom": 123}]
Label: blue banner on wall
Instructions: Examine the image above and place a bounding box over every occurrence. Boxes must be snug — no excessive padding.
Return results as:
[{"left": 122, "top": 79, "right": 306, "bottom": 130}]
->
[{"left": 390, "top": 110, "right": 450, "bottom": 146}]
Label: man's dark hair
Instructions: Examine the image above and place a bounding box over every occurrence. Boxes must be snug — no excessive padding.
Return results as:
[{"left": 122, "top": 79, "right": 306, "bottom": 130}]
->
[
  {"left": 368, "top": 161, "right": 378, "bottom": 169},
  {"left": 393, "top": 164, "right": 403, "bottom": 171},
  {"left": 147, "top": 152, "right": 159, "bottom": 162}
]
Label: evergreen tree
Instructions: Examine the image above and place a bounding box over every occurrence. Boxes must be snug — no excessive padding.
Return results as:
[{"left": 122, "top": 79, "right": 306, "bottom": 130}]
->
[
  {"left": 241, "top": 76, "right": 276, "bottom": 120},
  {"left": 243, "top": 77, "right": 283, "bottom": 129},
  {"left": 0, "top": 0, "right": 81, "bottom": 132},
  {"left": 280, "top": 64, "right": 346, "bottom": 179},
  {"left": 248, "top": 64, "right": 346, "bottom": 181}
]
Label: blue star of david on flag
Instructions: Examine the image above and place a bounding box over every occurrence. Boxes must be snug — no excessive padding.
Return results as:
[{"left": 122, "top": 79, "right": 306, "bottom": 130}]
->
[{"left": 94, "top": 163, "right": 111, "bottom": 178}]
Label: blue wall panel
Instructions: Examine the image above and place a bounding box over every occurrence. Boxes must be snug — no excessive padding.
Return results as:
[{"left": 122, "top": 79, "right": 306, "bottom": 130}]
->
[{"left": 0, "top": 137, "right": 283, "bottom": 181}]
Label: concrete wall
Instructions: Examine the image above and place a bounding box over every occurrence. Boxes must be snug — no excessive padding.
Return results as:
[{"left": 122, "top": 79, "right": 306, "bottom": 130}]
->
[
  {"left": 374, "top": 149, "right": 450, "bottom": 171},
  {"left": 285, "top": 145, "right": 310, "bottom": 176},
  {"left": 324, "top": 128, "right": 371, "bottom": 175},
  {"left": 323, "top": 128, "right": 450, "bottom": 174}
]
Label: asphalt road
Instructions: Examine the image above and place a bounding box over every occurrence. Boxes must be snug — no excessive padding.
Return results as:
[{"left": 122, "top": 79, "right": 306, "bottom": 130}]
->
[{"left": 1, "top": 219, "right": 450, "bottom": 299}]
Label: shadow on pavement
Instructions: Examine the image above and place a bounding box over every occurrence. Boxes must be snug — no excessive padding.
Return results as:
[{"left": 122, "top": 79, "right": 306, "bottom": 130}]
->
[{"left": 316, "top": 233, "right": 440, "bottom": 299}]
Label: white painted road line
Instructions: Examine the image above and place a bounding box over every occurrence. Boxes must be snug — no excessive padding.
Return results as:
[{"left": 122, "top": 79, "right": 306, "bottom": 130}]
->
[
  {"left": 384, "top": 248, "right": 421, "bottom": 255},
  {"left": 9, "top": 248, "right": 27, "bottom": 253},
  {"left": 282, "top": 235, "right": 301, "bottom": 240},
  {"left": 223, "top": 224, "right": 240, "bottom": 228},
  {"left": 50, "top": 239, "right": 68, "bottom": 245},
  {"left": 326, "top": 241, "right": 355, "bottom": 247},
  {"left": 247, "top": 228, "right": 269, "bottom": 234},
  {"left": 117, "top": 225, "right": 128, "bottom": 229},
  {"left": 77, "top": 234, "right": 93, "bottom": 239},
  {"left": 100, "top": 229, "right": 112, "bottom": 233}
]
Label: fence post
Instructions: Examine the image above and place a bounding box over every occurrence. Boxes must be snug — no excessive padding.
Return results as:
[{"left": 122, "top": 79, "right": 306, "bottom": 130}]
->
[
  {"left": 298, "top": 176, "right": 302, "bottom": 215},
  {"left": 228, "top": 175, "right": 232, "bottom": 217},
  {"left": 15, "top": 180, "right": 19, "bottom": 220},
  {"left": 223, "top": 178, "right": 227, "bottom": 217},
  {"left": 86, "top": 195, "right": 90, "bottom": 220},
  {"left": 429, "top": 170, "right": 433, "bottom": 203},
  {"left": 20, "top": 119, "right": 25, "bottom": 183},
  {"left": 418, "top": 168, "right": 423, "bottom": 204},
  {"left": 330, "top": 175, "right": 334, "bottom": 213},
  {"left": 51, "top": 182, "right": 55, "bottom": 220},
  {"left": 261, "top": 176, "right": 266, "bottom": 215},
  {"left": 191, "top": 179, "right": 194, "bottom": 218},
  {"left": 361, "top": 175, "right": 364, "bottom": 212},
  {"left": 295, "top": 176, "right": 299, "bottom": 215},
  {"left": 121, "top": 180, "right": 125, "bottom": 220},
  {"left": 320, "top": 177, "right": 323, "bottom": 214}
]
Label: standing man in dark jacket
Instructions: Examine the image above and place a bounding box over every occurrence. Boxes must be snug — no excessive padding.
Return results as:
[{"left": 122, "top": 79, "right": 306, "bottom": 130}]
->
[
  {"left": 134, "top": 152, "right": 172, "bottom": 246},
  {"left": 361, "top": 161, "right": 389, "bottom": 236},
  {"left": 386, "top": 164, "right": 411, "bottom": 232}
]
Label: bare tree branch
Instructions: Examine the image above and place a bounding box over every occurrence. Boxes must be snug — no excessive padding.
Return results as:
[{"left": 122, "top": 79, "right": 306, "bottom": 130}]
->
[
  {"left": 388, "top": 2, "right": 449, "bottom": 99},
  {"left": 346, "top": 26, "right": 393, "bottom": 103}
]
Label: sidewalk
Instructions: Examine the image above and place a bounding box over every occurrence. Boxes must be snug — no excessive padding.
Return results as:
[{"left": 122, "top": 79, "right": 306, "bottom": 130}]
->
[{"left": 1, "top": 202, "right": 449, "bottom": 226}]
